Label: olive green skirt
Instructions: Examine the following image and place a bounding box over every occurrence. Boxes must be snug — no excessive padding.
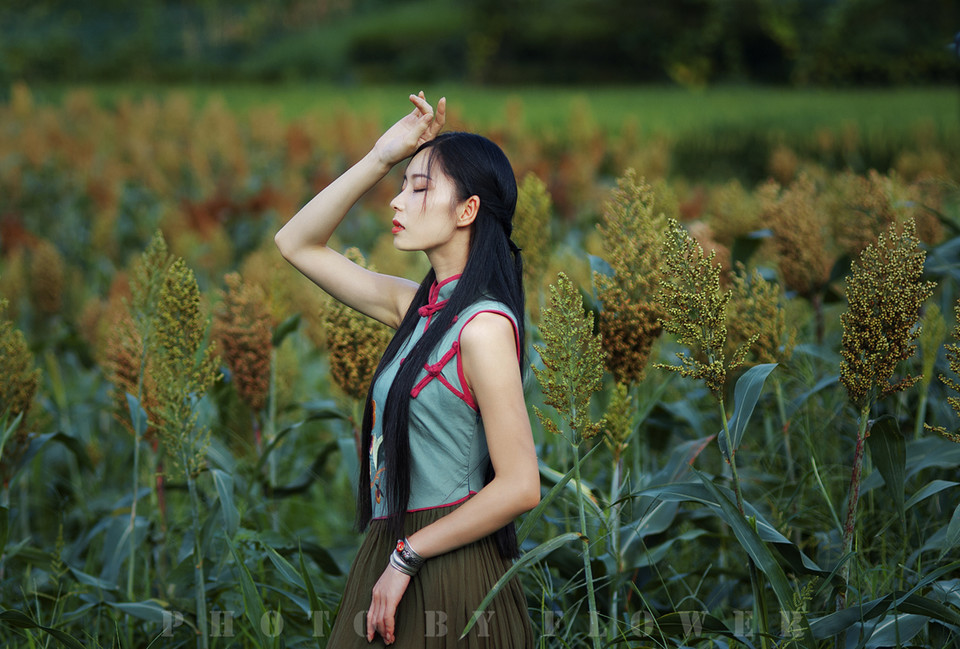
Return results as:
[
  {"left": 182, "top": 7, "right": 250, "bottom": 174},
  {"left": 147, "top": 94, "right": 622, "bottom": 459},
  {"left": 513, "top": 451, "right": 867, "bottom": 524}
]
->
[{"left": 326, "top": 503, "right": 534, "bottom": 648}]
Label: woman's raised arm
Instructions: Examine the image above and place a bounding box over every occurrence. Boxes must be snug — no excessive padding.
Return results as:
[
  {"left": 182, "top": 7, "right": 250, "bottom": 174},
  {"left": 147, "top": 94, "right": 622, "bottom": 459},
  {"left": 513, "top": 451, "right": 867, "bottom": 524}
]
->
[{"left": 274, "top": 93, "right": 446, "bottom": 328}]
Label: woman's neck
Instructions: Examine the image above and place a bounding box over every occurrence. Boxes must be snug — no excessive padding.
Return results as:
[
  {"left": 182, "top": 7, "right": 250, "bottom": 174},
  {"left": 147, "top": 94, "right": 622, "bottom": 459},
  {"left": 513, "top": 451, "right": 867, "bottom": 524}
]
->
[{"left": 425, "top": 239, "right": 468, "bottom": 282}]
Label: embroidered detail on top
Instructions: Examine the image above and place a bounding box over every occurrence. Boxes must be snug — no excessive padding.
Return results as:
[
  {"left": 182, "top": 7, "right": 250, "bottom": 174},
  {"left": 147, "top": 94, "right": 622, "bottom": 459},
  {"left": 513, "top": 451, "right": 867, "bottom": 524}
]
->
[{"left": 371, "top": 466, "right": 385, "bottom": 504}]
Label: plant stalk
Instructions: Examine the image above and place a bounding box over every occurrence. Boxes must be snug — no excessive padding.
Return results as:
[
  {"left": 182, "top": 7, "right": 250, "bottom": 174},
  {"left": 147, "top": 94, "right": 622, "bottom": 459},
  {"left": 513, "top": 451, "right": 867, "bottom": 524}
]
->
[
  {"left": 913, "top": 387, "right": 929, "bottom": 440},
  {"left": 185, "top": 459, "right": 209, "bottom": 649},
  {"left": 127, "top": 341, "right": 150, "bottom": 649},
  {"left": 608, "top": 449, "right": 623, "bottom": 637},
  {"left": 838, "top": 404, "right": 871, "bottom": 610},
  {"left": 774, "top": 379, "right": 795, "bottom": 483},
  {"left": 266, "top": 347, "right": 279, "bottom": 531},
  {"left": 719, "top": 400, "right": 770, "bottom": 649},
  {"left": 572, "top": 440, "right": 602, "bottom": 649}
]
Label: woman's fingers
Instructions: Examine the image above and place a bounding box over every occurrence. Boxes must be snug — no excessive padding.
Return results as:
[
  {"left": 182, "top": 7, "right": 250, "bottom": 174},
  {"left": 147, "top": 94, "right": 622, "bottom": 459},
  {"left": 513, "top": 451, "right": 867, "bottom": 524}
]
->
[
  {"left": 427, "top": 96, "right": 446, "bottom": 139},
  {"left": 366, "top": 599, "right": 377, "bottom": 641},
  {"left": 408, "top": 92, "right": 432, "bottom": 117},
  {"left": 406, "top": 92, "right": 446, "bottom": 146}
]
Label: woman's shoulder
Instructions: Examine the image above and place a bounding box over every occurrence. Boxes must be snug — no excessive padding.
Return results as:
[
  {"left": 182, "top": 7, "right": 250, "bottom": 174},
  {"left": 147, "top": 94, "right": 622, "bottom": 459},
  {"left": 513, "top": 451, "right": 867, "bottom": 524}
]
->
[
  {"left": 458, "top": 295, "right": 518, "bottom": 322},
  {"left": 456, "top": 302, "right": 520, "bottom": 359}
]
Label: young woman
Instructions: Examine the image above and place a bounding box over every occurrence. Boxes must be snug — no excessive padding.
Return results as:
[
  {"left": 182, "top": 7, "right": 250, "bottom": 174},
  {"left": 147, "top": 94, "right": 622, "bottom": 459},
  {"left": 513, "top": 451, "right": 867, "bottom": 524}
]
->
[{"left": 275, "top": 93, "right": 540, "bottom": 647}]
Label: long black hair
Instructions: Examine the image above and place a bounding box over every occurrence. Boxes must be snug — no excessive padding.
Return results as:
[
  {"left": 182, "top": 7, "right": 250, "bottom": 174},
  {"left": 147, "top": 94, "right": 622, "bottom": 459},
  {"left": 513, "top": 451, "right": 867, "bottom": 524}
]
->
[{"left": 354, "top": 132, "right": 525, "bottom": 558}]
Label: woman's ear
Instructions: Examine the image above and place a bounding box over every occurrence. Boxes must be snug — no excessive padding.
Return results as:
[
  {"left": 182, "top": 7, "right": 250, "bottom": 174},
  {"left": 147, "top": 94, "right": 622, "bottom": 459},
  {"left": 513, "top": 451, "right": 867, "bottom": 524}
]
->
[{"left": 456, "top": 195, "right": 480, "bottom": 227}]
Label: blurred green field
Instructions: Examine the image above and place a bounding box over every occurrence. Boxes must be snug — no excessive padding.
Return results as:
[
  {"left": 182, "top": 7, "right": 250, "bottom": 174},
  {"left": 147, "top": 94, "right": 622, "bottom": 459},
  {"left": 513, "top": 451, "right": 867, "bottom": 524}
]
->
[{"left": 36, "top": 82, "right": 960, "bottom": 136}]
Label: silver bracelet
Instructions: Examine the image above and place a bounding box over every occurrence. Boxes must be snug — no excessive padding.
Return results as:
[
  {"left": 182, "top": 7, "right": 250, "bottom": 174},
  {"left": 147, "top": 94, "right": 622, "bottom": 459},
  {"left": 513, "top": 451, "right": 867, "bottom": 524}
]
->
[
  {"left": 389, "top": 550, "right": 418, "bottom": 576},
  {"left": 389, "top": 537, "right": 425, "bottom": 576}
]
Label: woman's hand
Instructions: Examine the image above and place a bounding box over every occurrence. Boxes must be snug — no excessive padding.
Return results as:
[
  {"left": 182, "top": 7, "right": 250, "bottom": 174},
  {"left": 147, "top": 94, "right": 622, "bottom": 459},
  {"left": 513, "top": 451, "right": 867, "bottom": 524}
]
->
[
  {"left": 373, "top": 92, "right": 446, "bottom": 168},
  {"left": 366, "top": 564, "right": 412, "bottom": 644}
]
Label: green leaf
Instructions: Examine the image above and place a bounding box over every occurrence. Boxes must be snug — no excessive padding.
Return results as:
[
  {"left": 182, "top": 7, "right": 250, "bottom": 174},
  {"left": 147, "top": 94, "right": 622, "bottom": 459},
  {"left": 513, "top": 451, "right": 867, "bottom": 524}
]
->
[
  {"left": 105, "top": 600, "right": 170, "bottom": 624},
  {"left": 68, "top": 565, "right": 117, "bottom": 591},
  {"left": 941, "top": 501, "right": 960, "bottom": 560},
  {"left": 866, "top": 415, "right": 905, "bottom": 525},
  {"left": 895, "top": 591, "right": 960, "bottom": 626},
  {"left": 904, "top": 479, "right": 958, "bottom": 511},
  {"left": 256, "top": 422, "right": 343, "bottom": 481},
  {"left": 292, "top": 541, "right": 343, "bottom": 577},
  {"left": 620, "top": 498, "right": 679, "bottom": 541},
  {"left": 809, "top": 566, "right": 960, "bottom": 638},
  {"left": 860, "top": 613, "right": 927, "bottom": 648},
  {"left": 125, "top": 392, "right": 149, "bottom": 439},
  {"left": 903, "top": 436, "right": 960, "bottom": 476},
  {"left": 810, "top": 597, "right": 889, "bottom": 638},
  {"left": 694, "top": 470, "right": 816, "bottom": 648},
  {"left": 516, "top": 441, "right": 603, "bottom": 545},
  {"left": 724, "top": 362, "right": 777, "bottom": 456},
  {"left": 460, "top": 532, "right": 580, "bottom": 639},
  {"left": 786, "top": 373, "right": 838, "bottom": 418},
  {"left": 16, "top": 432, "right": 93, "bottom": 475},
  {"left": 621, "top": 529, "right": 707, "bottom": 571},
  {"left": 643, "top": 610, "right": 739, "bottom": 642},
  {"left": 0, "top": 412, "right": 24, "bottom": 464},
  {"left": 0, "top": 506, "right": 8, "bottom": 552},
  {"left": 261, "top": 542, "right": 305, "bottom": 590},
  {"left": 0, "top": 609, "right": 37, "bottom": 629},
  {"left": 874, "top": 478, "right": 954, "bottom": 539},
  {"left": 536, "top": 459, "right": 604, "bottom": 520},
  {"left": 272, "top": 313, "right": 301, "bottom": 347},
  {"left": 226, "top": 537, "right": 276, "bottom": 649},
  {"left": 211, "top": 469, "right": 239, "bottom": 539},
  {"left": 298, "top": 542, "right": 325, "bottom": 639},
  {"left": 0, "top": 610, "right": 86, "bottom": 649}
]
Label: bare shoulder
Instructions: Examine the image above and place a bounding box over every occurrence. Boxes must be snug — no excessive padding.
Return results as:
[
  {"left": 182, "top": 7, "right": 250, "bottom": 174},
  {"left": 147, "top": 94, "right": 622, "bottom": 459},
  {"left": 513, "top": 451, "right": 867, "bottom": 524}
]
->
[{"left": 459, "top": 310, "right": 518, "bottom": 355}]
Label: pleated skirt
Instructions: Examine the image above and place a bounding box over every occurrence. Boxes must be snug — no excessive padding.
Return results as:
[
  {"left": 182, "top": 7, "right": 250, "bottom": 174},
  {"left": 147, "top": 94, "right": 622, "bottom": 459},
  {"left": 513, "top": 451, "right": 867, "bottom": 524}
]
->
[{"left": 326, "top": 503, "right": 534, "bottom": 648}]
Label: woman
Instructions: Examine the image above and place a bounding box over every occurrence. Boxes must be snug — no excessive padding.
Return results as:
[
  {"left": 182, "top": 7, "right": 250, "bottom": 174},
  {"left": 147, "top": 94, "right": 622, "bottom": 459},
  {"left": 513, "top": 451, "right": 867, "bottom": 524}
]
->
[{"left": 275, "top": 92, "right": 540, "bottom": 647}]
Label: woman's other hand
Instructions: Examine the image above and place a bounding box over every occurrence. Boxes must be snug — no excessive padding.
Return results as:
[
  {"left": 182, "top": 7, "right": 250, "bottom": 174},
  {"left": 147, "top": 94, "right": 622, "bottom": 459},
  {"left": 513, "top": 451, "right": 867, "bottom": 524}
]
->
[
  {"left": 366, "top": 564, "right": 412, "bottom": 644},
  {"left": 373, "top": 92, "right": 446, "bottom": 167}
]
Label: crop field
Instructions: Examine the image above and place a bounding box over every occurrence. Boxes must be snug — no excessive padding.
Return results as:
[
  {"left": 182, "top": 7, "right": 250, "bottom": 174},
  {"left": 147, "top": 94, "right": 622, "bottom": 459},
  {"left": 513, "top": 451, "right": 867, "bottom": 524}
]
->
[{"left": 1, "top": 82, "right": 960, "bottom": 648}]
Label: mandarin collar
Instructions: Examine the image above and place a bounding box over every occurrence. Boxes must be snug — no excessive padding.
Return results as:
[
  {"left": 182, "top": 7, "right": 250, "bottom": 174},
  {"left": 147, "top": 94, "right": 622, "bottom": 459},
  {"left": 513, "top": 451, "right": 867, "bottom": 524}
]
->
[{"left": 418, "top": 274, "right": 460, "bottom": 318}]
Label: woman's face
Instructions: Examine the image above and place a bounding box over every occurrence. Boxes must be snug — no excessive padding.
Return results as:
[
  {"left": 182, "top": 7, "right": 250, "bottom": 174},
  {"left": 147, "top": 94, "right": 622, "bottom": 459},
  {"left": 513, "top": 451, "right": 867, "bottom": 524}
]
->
[{"left": 389, "top": 149, "right": 465, "bottom": 254}]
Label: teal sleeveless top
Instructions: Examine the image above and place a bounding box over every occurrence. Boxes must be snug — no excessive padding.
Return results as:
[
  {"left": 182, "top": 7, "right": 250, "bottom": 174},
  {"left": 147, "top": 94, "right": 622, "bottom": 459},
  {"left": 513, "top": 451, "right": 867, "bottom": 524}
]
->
[{"left": 368, "top": 275, "right": 520, "bottom": 519}]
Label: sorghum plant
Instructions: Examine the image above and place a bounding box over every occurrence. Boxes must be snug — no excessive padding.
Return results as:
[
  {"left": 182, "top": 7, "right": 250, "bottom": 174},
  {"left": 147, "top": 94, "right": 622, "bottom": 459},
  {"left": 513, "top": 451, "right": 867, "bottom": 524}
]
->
[
  {"left": 656, "top": 218, "right": 753, "bottom": 407},
  {"left": 0, "top": 298, "right": 41, "bottom": 503},
  {"left": 103, "top": 231, "right": 171, "bottom": 607},
  {"left": 153, "top": 257, "right": 220, "bottom": 649},
  {"left": 838, "top": 218, "right": 934, "bottom": 607},
  {"left": 513, "top": 172, "right": 552, "bottom": 312},
  {"left": 925, "top": 298, "right": 960, "bottom": 445},
  {"left": 534, "top": 272, "right": 605, "bottom": 443},
  {"left": 761, "top": 174, "right": 834, "bottom": 340},
  {"left": 592, "top": 170, "right": 669, "bottom": 626},
  {"left": 533, "top": 272, "right": 606, "bottom": 648},
  {"left": 213, "top": 272, "right": 272, "bottom": 445},
  {"left": 726, "top": 263, "right": 795, "bottom": 368},
  {"left": 726, "top": 263, "right": 797, "bottom": 476},
  {"left": 828, "top": 169, "right": 943, "bottom": 258},
  {"left": 655, "top": 219, "right": 774, "bottom": 643},
  {"left": 594, "top": 169, "right": 667, "bottom": 388},
  {"left": 917, "top": 302, "right": 947, "bottom": 439},
  {"left": 27, "top": 239, "right": 65, "bottom": 319},
  {"left": 324, "top": 249, "right": 390, "bottom": 402}
]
